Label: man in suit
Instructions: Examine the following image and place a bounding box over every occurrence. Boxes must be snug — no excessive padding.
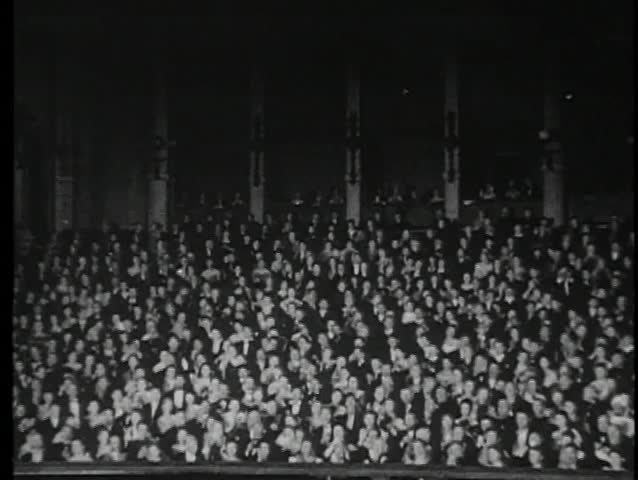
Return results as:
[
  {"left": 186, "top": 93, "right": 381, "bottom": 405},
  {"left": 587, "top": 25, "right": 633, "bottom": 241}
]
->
[
  {"left": 36, "top": 403, "right": 63, "bottom": 447},
  {"left": 337, "top": 394, "right": 362, "bottom": 445},
  {"left": 143, "top": 387, "right": 162, "bottom": 429}
]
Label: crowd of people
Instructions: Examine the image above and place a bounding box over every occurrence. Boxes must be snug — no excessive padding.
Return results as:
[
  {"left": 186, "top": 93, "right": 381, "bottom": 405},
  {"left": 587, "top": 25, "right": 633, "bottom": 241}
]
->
[
  {"left": 176, "top": 177, "right": 540, "bottom": 227},
  {"left": 479, "top": 178, "right": 539, "bottom": 203},
  {"left": 13, "top": 203, "right": 634, "bottom": 471}
]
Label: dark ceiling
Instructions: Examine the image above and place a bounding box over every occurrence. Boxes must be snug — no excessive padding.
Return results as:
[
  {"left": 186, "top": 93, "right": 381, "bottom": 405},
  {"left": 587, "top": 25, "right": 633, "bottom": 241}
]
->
[
  {"left": 14, "top": 2, "right": 633, "bottom": 86},
  {"left": 13, "top": 1, "right": 634, "bottom": 194}
]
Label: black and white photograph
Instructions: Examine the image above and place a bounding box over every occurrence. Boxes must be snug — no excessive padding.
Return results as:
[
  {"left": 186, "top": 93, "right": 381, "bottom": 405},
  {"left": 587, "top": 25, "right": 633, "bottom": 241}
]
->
[{"left": 13, "top": 2, "right": 634, "bottom": 480}]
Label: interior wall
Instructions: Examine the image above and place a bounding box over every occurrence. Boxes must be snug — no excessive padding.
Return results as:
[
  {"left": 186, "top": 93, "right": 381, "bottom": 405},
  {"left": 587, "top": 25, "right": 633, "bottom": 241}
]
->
[{"left": 366, "top": 138, "right": 442, "bottom": 199}]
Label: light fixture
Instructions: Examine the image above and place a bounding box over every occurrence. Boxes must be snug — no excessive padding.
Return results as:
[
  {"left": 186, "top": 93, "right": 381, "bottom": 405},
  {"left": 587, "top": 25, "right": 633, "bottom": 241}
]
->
[{"left": 564, "top": 93, "right": 574, "bottom": 101}]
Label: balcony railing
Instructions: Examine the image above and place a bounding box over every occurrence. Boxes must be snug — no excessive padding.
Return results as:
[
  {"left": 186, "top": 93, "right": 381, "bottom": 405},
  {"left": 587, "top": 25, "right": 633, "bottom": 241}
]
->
[{"left": 13, "top": 462, "right": 635, "bottom": 480}]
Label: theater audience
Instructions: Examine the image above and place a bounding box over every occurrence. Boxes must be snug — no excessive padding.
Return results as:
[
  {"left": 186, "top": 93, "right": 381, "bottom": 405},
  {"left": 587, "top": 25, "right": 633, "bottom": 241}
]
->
[
  {"left": 12, "top": 203, "right": 634, "bottom": 471},
  {"left": 479, "top": 184, "right": 497, "bottom": 201},
  {"left": 504, "top": 181, "right": 521, "bottom": 201}
]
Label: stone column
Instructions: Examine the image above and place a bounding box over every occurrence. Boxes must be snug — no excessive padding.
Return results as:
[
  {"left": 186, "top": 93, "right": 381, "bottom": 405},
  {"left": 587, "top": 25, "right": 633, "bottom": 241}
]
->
[
  {"left": 14, "top": 138, "right": 25, "bottom": 226},
  {"left": 51, "top": 53, "right": 75, "bottom": 233},
  {"left": 148, "top": 62, "right": 173, "bottom": 229},
  {"left": 75, "top": 124, "right": 93, "bottom": 228},
  {"left": 540, "top": 62, "right": 565, "bottom": 226},
  {"left": 54, "top": 110, "right": 74, "bottom": 232},
  {"left": 443, "top": 53, "right": 461, "bottom": 220},
  {"left": 249, "top": 64, "right": 265, "bottom": 224},
  {"left": 345, "top": 62, "right": 362, "bottom": 224}
]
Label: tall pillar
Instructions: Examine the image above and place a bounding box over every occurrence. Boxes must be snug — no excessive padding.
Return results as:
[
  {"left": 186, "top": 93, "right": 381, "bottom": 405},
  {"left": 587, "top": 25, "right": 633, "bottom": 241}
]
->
[
  {"left": 443, "top": 53, "right": 461, "bottom": 220},
  {"left": 249, "top": 64, "right": 265, "bottom": 224},
  {"left": 75, "top": 124, "right": 93, "bottom": 229},
  {"left": 345, "top": 62, "right": 361, "bottom": 224},
  {"left": 51, "top": 52, "right": 75, "bottom": 233},
  {"left": 54, "top": 110, "right": 74, "bottom": 232},
  {"left": 148, "top": 62, "right": 173, "bottom": 229},
  {"left": 14, "top": 138, "right": 25, "bottom": 226},
  {"left": 540, "top": 62, "right": 565, "bottom": 226}
]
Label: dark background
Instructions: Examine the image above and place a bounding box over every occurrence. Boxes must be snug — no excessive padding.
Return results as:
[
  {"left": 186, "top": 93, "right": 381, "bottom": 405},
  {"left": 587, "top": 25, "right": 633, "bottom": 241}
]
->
[{"left": 14, "top": 1, "right": 634, "bottom": 229}]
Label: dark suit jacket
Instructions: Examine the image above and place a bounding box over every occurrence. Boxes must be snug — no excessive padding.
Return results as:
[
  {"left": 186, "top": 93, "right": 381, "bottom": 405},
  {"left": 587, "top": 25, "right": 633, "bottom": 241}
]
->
[
  {"left": 175, "top": 451, "right": 206, "bottom": 463},
  {"left": 335, "top": 412, "right": 362, "bottom": 445},
  {"left": 143, "top": 401, "right": 162, "bottom": 429}
]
